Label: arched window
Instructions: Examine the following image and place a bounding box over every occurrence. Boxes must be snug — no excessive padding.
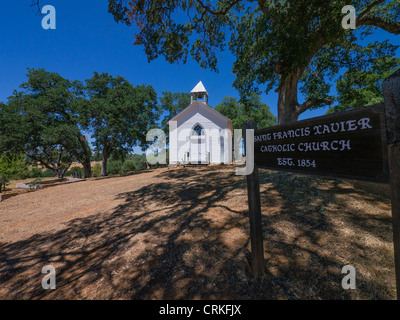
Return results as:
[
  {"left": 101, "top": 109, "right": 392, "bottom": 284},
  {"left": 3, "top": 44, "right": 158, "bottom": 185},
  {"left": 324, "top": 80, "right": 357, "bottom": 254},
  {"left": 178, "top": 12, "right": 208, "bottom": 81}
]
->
[{"left": 192, "top": 124, "right": 204, "bottom": 136}]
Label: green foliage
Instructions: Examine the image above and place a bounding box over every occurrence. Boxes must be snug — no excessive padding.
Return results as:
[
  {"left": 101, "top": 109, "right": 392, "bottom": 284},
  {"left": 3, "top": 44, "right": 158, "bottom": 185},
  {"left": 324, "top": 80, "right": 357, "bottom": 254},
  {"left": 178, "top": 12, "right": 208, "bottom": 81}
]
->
[
  {"left": 107, "top": 160, "right": 123, "bottom": 175},
  {"left": 328, "top": 57, "right": 400, "bottom": 113},
  {"left": 27, "top": 167, "right": 56, "bottom": 178},
  {"left": 0, "top": 68, "right": 90, "bottom": 178},
  {"left": 42, "top": 169, "right": 57, "bottom": 178},
  {"left": 109, "top": 0, "right": 240, "bottom": 71},
  {"left": 1, "top": 68, "right": 163, "bottom": 178},
  {"left": 230, "top": 2, "right": 400, "bottom": 118},
  {"left": 29, "top": 167, "right": 44, "bottom": 178},
  {"left": 215, "top": 94, "right": 277, "bottom": 130},
  {"left": 28, "top": 167, "right": 55, "bottom": 178},
  {"left": 0, "top": 153, "right": 29, "bottom": 180},
  {"left": 122, "top": 160, "right": 137, "bottom": 173},
  {"left": 105, "top": 157, "right": 148, "bottom": 175},
  {"left": 160, "top": 91, "right": 191, "bottom": 132},
  {"left": 86, "top": 72, "right": 160, "bottom": 175},
  {"left": 92, "top": 163, "right": 102, "bottom": 177},
  {"left": 67, "top": 166, "right": 84, "bottom": 178},
  {"left": 108, "top": 0, "right": 400, "bottom": 122},
  {"left": 91, "top": 153, "right": 103, "bottom": 161},
  {"left": 126, "top": 154, "right": 147, "bottom": 171}
]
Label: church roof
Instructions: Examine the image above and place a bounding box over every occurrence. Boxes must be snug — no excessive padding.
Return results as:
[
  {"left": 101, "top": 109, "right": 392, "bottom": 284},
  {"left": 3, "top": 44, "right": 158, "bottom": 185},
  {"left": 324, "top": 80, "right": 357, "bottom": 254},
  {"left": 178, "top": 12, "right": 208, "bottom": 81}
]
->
[
  {"left": 191, "top": 81, "right": 208, "bottom": 94},
  {"left": 168, "top": 81, "right": 231, "bottom": 125},
  {"left": 168, "top": 100, "right": 231, "bottom": 124}
]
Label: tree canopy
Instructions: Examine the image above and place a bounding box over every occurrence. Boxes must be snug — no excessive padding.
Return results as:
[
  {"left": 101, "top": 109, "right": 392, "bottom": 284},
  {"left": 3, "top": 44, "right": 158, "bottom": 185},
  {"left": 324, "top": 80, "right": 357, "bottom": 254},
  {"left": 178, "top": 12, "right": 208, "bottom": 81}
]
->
[
  {"left": 328, "top": 54, "right": 400, "bottom": 113},
  {"left": 86, "top": 72, "right": 159, "bottom": 175},
  {"left": 108, "top": 0, "right": 400, "bottom": 124},
  {"left": 0, "top": 69, "right": 161, "bottom": 178},
  {"left": 215, "top": 93, "right": 276, "bottom": 129},
  {"left": 160, "top": 91, "right": 191, "bottom": 133},
  {"left": 0, "top": 68, "right": 92, "bottom": 178}
]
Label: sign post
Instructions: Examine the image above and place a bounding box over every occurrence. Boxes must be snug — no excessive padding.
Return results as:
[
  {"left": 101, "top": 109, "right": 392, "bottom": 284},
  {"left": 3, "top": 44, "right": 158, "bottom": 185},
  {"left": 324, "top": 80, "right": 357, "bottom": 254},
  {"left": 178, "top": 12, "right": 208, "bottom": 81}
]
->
[
  {"left": 383, "top": 69, "right": 400, "bottom": 300},
  {"left": 243, "top": 120, "right": 265, "bottom": 278}
]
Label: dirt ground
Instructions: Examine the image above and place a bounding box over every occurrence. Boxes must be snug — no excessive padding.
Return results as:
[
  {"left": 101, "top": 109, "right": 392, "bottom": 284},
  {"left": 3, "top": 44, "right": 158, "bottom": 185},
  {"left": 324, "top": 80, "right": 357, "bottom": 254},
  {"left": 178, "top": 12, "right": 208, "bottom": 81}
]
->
[{"left": 0, "top": 166, "right": 396, "bottom": 299}]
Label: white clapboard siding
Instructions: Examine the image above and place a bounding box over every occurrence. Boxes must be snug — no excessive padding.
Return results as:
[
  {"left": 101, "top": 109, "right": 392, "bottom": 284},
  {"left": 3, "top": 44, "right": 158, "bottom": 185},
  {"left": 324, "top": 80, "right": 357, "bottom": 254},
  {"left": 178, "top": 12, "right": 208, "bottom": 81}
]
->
[{"left": 169, "top": 101, "right": 232, "bottom": 164}]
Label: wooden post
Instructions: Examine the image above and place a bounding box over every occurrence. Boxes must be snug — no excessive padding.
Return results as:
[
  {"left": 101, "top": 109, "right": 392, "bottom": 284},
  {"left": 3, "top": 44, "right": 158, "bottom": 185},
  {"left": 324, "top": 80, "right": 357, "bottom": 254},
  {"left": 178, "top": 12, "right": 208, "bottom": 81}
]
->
[
  {"left": 383, "top": 69, "right": 400, "bottom": 300},
  {"left": 243, "top": 119, "right": 265, "bottom": 278}
]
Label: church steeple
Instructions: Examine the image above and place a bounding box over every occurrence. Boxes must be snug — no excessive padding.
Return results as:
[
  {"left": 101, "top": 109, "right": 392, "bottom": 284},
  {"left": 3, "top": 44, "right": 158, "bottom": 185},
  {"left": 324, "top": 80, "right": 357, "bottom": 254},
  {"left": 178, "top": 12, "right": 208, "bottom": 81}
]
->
[{"left": 191, "top": 81, "right": 208, "bottom": 105}]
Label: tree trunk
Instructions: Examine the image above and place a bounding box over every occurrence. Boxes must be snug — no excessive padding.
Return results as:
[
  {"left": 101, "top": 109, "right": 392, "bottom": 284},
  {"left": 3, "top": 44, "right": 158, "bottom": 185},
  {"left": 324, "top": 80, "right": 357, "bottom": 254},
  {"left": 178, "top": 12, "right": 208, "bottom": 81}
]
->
[
  {"left": 76, "top": 134, "right": 92, "bottom": 178},
  {"left": 277, "top": 71, "right": 301, "bottom": 125},
  {"left": 79, "top": 156, "right": 90, "bottom": 178},
  {"left": 101, "top": 148, "right": 108, "bottom": 176},
  {"left": 81, "top": 151, "right": 92, "bottom": 178}
]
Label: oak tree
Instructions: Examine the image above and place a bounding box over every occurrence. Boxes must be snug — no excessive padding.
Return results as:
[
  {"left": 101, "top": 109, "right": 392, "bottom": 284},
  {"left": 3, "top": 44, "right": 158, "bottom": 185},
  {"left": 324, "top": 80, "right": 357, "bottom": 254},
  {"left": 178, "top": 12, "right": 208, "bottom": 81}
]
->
[
  {"left": 215, "top": 93, "right": 276, "bottom": 129},
  {"left": 0, "top": 69, "right": 92, "bottom": 178},
  {"left": 108, "top": 0, "right": 400, "bottom": 124},
  {"left": 85, "top": 72, "right": 159, "bottom": 176},
  {"left": 160, "top": 91, "right": 191, "bottom": 134},
  {"left": 329, "top": 54, "right": 400, "bottom": 112}
]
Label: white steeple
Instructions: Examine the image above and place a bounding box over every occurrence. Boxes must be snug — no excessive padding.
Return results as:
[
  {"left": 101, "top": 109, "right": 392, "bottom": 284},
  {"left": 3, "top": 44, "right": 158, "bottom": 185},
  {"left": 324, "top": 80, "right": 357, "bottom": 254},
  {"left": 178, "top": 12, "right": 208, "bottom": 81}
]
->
[{"left": 191, "top": 81, "right": 208, "bottom": 104}]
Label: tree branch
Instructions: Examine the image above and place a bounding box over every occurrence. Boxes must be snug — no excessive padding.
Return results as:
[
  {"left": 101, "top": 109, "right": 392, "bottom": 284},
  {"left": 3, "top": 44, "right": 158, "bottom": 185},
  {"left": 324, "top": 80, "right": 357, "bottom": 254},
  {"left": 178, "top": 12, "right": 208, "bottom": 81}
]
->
[
  {"left": 26, "top": 152, "right": 55, "bottom": 172},
  {"left": 196, "top": 0, "right": 241, "bottom": 15},
  {"left": 358, "top": 0, "right": 386, "bottom": 20},
  {"left": 358, "top": 15, "right": 400, "bottom": 35},
  {"left": 295, "top": 98, "right": 333, "bottom": 114},
  {"left": 30, "top": 0, "right": 42, "bottom": 14}
]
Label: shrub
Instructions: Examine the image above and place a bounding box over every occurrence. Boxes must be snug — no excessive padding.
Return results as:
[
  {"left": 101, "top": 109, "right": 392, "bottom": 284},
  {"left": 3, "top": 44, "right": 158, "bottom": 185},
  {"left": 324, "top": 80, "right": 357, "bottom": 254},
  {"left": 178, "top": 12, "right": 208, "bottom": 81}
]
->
[
  {"left": 0, "top": 153, "right": 30, "bottom": 180},
  {"left": 122, "top": 160, "right": 136, "bottom": 174},
  {"left": 29, "top": 168, "right": 57, "bottom": 178},
  {"left": 42, "top": 169, "right": 57, "bottom": 178},
  {"left": 133, "top": 160, "right": 143, "bottom": 171},
  {"left": 66, "top": 166, "right": 84, "bottom": 178},
  {"left": 9, "top": 171, "right": 31, "bottom": 180},
  {"left": 30, "top": 167, "right": 44, "bottom": 178},
  {"left": 125, "top": 154, "right": 147, "bottom": 171},
  {"left": 107, "top": 160, "right": 122, "bottom": 175},
  {"left": 92, "top": 163, "right": 102, "bottom": 177}
]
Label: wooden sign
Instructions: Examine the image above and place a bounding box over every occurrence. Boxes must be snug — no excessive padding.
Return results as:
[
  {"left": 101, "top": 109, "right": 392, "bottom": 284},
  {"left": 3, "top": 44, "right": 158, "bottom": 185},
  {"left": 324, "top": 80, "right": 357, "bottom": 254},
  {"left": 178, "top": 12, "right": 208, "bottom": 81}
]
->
[
  {"left": 245, "top": 71, "right": 399, "bottom": 298},
  {"left": 254, "top": 103, "right": 389, "bottom": 182}
]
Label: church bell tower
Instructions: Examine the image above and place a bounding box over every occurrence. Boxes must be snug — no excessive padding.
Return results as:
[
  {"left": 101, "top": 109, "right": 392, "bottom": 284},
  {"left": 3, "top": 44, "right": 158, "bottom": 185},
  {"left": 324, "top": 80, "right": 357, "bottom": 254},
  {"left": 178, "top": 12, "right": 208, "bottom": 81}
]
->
[{"left": 191, "top": 81, "right": 209, "bottom": 105}]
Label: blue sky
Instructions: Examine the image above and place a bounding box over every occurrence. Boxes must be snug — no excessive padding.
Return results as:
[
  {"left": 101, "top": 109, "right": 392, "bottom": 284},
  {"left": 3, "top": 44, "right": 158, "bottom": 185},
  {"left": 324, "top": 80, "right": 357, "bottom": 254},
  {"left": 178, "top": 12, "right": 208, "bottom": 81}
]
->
[{"left": 0, "top": 1, "right": 398, "bottom": 153}]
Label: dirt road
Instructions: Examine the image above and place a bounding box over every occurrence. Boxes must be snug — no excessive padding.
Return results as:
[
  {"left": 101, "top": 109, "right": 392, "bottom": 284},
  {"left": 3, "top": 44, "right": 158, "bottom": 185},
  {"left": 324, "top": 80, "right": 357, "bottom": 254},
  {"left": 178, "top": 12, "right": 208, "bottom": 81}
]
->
[{"left": 0, "top": 166, "right": 396, "bottom": 299}]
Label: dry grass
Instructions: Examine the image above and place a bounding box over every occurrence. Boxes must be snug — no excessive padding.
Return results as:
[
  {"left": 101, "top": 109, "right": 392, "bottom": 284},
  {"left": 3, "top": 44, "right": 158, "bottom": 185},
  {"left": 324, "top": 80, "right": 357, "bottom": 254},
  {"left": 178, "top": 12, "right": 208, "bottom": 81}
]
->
[
  {"left": 257, "top": 170, "right": 395, "bottom": 299},
  {"left": 0, "top": 166, "right": 396, "bottom": 299}
]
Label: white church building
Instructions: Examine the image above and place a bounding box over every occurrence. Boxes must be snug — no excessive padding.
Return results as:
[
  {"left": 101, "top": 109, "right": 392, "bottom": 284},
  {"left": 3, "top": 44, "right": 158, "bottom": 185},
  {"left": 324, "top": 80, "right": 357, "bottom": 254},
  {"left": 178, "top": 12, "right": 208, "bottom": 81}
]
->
[{"left": 168, "top": 82, "right": 233, "bottom": 165}]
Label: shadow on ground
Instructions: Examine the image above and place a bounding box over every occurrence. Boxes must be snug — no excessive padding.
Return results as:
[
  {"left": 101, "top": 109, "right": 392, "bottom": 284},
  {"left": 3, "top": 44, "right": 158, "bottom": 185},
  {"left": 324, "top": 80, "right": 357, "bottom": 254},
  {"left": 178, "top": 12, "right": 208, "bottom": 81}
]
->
[
  {"left": 0, "top": 166, "right": 395, "bottom": 299},
  {"left": 257, "top": 170, "right": 395, "bottom": 299}
]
